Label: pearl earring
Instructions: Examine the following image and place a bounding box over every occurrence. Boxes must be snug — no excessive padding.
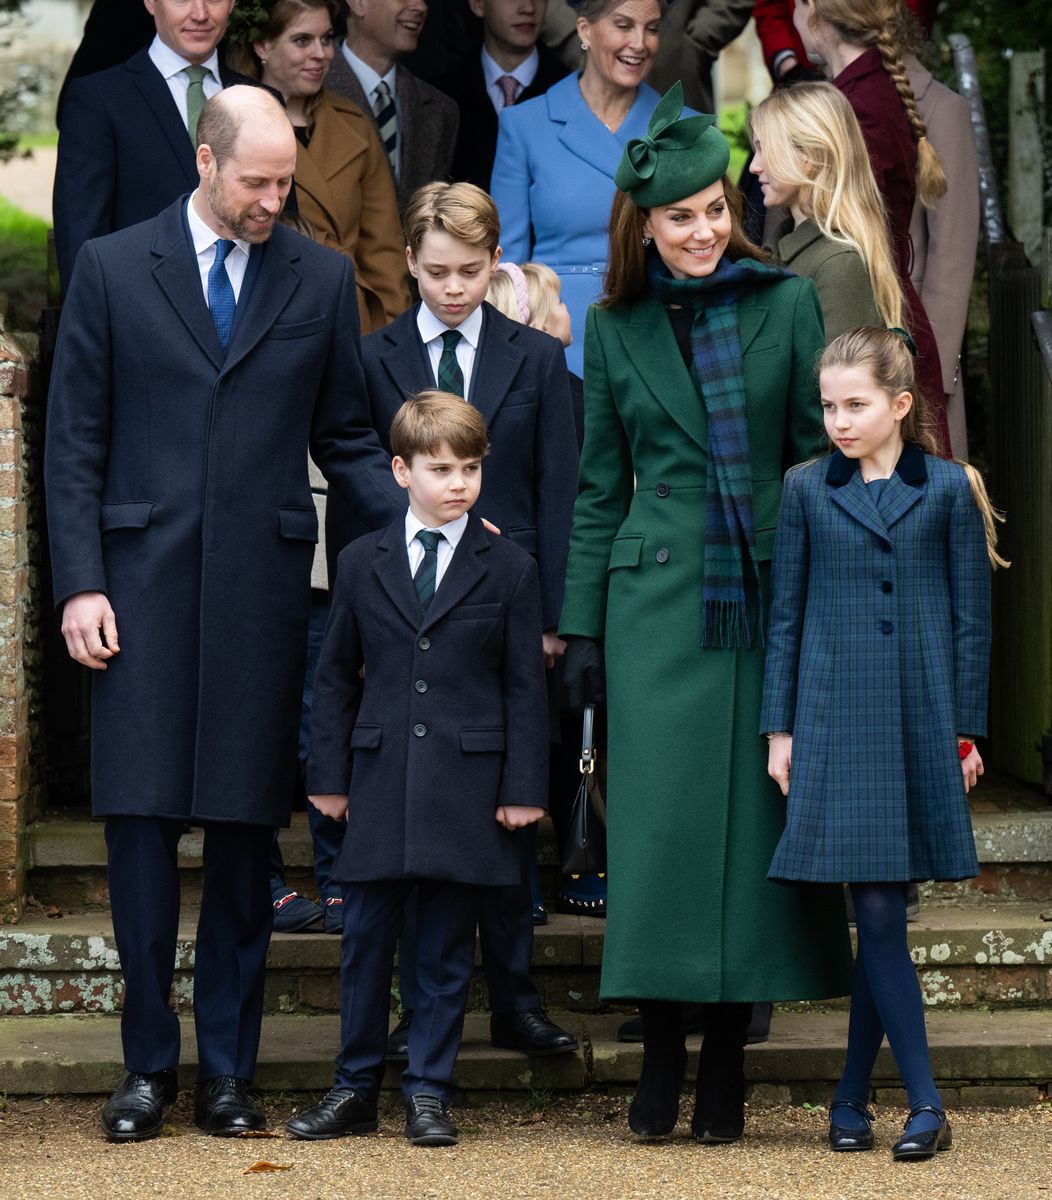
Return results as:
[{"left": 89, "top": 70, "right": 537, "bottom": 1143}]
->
[
  {"left": 642, "top": 235, "right": 652, "bottom": 246},
  {"left": 580, "top": 41, "right": 588, "bottom": 51},
  {"left": 260, "top": 57, "right": 268, "bottom": 66}
]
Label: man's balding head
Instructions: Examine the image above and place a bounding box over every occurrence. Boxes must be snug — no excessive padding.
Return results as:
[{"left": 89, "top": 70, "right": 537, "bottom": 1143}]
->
[{"left": 196, "top": 86, "right": 294, "bottom": 167}]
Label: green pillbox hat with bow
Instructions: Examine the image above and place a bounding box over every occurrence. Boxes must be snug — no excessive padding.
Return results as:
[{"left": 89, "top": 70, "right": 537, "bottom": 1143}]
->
[{"left": 614, "top": 82, "right": 731, "bottom": 208}]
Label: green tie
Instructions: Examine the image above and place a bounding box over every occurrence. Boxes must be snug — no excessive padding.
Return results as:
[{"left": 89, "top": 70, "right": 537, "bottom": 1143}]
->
[
  {"left": 437, "top": 329, "right": 464, "bottom": 397},
  {"left": 184, "top": 65, "right": 209, "bottom": 145},
  {"left": 414, "top": 529, "right": 443, "bottom": 610}
]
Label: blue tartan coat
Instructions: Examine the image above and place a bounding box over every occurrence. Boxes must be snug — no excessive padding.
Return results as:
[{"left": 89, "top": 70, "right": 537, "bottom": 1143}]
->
[{"left": 760, "top": 444, "right": 990, "bottom": 883}]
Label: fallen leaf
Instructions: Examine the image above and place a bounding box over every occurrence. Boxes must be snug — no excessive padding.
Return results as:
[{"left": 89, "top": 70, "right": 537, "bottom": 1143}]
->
[
  {"left": 241, "top": 1161, "right": 291, "bottom": 1174},
  {"left": 238, "top": 1129, "right": 280, "bottom": 1138}
]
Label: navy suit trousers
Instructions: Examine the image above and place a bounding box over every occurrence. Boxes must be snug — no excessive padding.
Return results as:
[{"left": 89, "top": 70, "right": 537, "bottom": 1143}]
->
[
  {"left": 105, "top": 816, "right": 273, "bottom": 1079},
  {"left": 336, "top": 879, "right": 484, "bottom": 1102}
]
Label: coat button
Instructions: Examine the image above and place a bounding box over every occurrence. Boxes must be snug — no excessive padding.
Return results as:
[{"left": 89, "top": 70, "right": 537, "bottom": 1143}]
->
[
  {"left": 880, "top": 620, "right": 893, "bottom": 634},
  {"left": 417, "top": 637, "right": 431, "bottom": 650},
  {"left": 414, "top": 679, "right": 428, "bottom": 693},
  {"left": 656, "top": 482, "right": 670, "bottom": 497},
  {"left": 413, "top": 723, "right": 427, "bottom": 737},
  {"left": 655, "top": 547, "right": 670, "bottom": 563},
  {"left": 881, "top": 580, "right": 893, "bottom": 593}
]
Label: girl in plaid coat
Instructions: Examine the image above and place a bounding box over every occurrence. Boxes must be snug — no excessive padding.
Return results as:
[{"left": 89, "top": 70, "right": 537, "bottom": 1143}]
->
[{"left": 761, "top": 326, "right": 1006, "bottom": 1161}]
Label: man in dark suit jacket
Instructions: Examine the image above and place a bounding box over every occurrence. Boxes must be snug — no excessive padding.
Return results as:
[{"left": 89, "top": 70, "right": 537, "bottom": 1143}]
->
[
  {"left": 45, "top": 87, "right": 380, "bottom": 1144},
  {"left": 435, "top": 0, "right": 569, "bottom": 190},
  {"left": 287, "top": 395, "right": 550, "bottom": 1146},
  {"left": 53, "top": 0, "right": 258, "bottom": 291},
  {"left": 325, "top": 0, "right": 459, "bottom": 211}
]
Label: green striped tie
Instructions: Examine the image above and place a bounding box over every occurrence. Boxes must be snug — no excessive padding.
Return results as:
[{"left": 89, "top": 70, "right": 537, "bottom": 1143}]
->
[
  {"left": 437, "top": 329, "right": 464, "bottom": 397},
  {"left": 184, "top": 65, "right": 209, "bottom": 145},
  {"left": 414, "top": 529, "right": 443, "bottom": 610}
]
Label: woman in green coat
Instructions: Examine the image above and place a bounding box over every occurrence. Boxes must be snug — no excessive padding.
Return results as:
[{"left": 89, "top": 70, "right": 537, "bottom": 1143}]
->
[
  {"left": 559, "top": 85, "right": 853, "bottom": 1144},
  {"left": 748, "top": 82, "right": 906, "bottom": 341}
]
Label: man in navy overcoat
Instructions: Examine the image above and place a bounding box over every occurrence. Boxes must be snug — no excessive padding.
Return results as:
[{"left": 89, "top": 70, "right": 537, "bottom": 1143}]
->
[{"left": 44, "top": 86, "right": 382, "bottom": 1143}]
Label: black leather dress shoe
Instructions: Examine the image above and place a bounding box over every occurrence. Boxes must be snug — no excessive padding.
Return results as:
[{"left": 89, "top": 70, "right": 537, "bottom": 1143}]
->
[
  {"left": 286, "top": 1088, "right": 379, "bottom": 1140},
  {"left": 194, "top": 1076, "right": 266, "bottom": 1136},
  {"left": 828, "top": 1099, "right": 875, "bottom": 1151},
  {"left": 405, "top": 1094, "right": 458, "bottom": 1146},
  {"left": 891, "top": 1104, "right": 952, "bottom": 1161},
  {"left": 101, "top": 1070, "right": 178, "bottom": 1142},
  {"left": 490, "top": 1008, "right": 578, "bottom": 1056},
  {"left": 386, "top": 1010, "right": 412, "bottom": 1060}
]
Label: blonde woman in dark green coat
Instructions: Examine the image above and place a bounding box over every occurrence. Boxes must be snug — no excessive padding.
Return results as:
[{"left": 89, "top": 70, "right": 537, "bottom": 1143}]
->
[{"left": 558, "top": 85, "right": 853, "bottom": 1144}]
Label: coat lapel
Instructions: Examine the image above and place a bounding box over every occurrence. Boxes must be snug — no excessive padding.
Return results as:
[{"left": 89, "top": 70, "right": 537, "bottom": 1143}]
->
[
  {"left": 467, "top": 307, "right": 525, "bottom": 424},
  {"left": 125, "top": 50, "right": 197, "bottom": 177},
  {"left": 151, "top": 199, "right": 224, "bottom": 370},
  {"left": 373, "top": 521, "right": 425, "bottom": 629},
  {"left": 827, "top": 467, "right": 890, "bottom": 543},
  {"left": 381, "top": 308, "right": 434, "bottom": 397},
  {"left": 879, "top": 442, "right": 928, "bottom": 528},
  {"left": 420, "top": 516, "right": 490, "bottom": 631},
  {"left": 825, "top": 447, "right": 928, "bottom": 542},
  {"left": 549, "top": 75, "right": 655, "bottom": 180},
  {"left": 220, "top": 230, "right": 301, "bottom": 375}
]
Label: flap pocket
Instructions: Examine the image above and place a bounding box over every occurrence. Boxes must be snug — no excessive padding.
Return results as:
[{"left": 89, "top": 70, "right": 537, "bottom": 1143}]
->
[
  {"left": 278, "top": 507, "right": 319, "bottom": 542},
  {"left": 447, "top": 602, "right": 503, "bottom": 621},
  {"left": 269, "top": 316, "right": 326, "bottom": 340},
  {"left": 350, "top": 723, "right": 382, "bottom": 749},
  {"left": 607, "top": 535, "right": 643, "bottom": 570},
  {"left": 501, "top": 389, "right": 536, "bottom": 410},
  {"left": 100, "top": 501, "right": 154, "bottom": 531},
  {"left": 460, "top": 728, "right": 506, "bottom": 752}
]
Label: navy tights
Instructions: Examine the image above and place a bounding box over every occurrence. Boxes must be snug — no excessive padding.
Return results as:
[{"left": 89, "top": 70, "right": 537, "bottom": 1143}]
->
[{"left": 833, "top": 883, "right": 942, "bottom": 1134}]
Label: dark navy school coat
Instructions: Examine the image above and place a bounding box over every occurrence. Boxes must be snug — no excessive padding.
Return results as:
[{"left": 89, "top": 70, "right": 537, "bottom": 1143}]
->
[
  {"left": 326, "top": 302, "right": 578, "bottom": 632},
  {"left": 760, "top": 445, "right": 989, "bottom": 883},
  {"left": 307, "top": 513, "right": 549, "bottom": 887},
  {"left": 44, "top": 198, "right": 373, "bottom": 828}
]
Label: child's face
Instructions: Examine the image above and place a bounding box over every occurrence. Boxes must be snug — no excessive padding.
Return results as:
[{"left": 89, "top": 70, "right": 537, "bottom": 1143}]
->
[
  {"left": 392, "top": 442, "right": 483, "bottom": 527},
  {"left": 544, "top": 300, "right": 573, "bottom": 348},
  {"left": 407, "top": 230, "right": 501, "bottom": 329},
  {"left": 820, "top": 365, "right": 911, "bottom": 462}
]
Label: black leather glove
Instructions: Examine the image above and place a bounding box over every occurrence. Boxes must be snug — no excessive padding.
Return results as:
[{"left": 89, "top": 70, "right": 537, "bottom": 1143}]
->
[
  {"left": 561, "top": 636, "right": 606, "bottom": 709},
  {"left": 776, "top": 62, "right": 823, "bottom": 88}
]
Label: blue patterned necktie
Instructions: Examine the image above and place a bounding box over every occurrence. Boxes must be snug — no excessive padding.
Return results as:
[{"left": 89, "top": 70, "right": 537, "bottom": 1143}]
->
[
  {"left": 372, "top": 79, "right": 398, "bottom": 175},
  {"left": 208, "top": 239, "right": 236, "bottom": 351},
  {"left": 437, "top": 329, "right": 464, "bottom": 397},
  {"left": 414, "top": 529, "right": 444, "bottom": 610}
]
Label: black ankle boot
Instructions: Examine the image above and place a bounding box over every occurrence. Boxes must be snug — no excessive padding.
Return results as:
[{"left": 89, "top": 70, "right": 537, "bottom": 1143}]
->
[
  {"left": 691, "top": 1003, "right": 749, "bottom": 1144},
  {"left": 628, "top": 1001, "right": 688, "bottom": 1138}
]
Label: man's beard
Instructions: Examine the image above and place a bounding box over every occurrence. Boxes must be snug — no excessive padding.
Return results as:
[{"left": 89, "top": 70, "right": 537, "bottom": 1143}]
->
[{"left": 208, "top": 172, "right": 281, "bottom": 244}]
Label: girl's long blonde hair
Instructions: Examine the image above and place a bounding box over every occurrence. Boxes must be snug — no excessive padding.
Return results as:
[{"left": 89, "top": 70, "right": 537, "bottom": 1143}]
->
[
  {"left": 750, "top": 83, "right": 905, "bottom": 330},
  {"left": 821, "top": 327, "right": 1008, "bottom": 569},
  {"left": 806, "top": 0, "right": 947, "bottom": 208}
]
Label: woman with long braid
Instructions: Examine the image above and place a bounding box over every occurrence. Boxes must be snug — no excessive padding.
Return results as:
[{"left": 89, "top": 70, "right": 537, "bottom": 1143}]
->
[{"left": 791, "top": 0, "right": 950, "bottom": 453}]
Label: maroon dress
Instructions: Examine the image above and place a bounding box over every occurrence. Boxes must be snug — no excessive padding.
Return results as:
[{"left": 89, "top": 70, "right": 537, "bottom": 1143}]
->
[{"left": 835, "top": 49, "right": 950, "bottom": 454}]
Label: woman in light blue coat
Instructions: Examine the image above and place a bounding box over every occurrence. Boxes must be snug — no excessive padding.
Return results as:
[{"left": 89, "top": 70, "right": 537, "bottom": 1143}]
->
[{"left": 491, "top": 0, "right": 675, "bottom": 376}]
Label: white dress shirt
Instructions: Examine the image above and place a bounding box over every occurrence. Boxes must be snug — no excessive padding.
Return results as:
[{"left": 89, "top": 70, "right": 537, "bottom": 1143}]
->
[
  {"left": 405, "top": 508, "right": 468, "bottom": 590},
  {"left": 148, "top": 35, "right": 223, "bottom": 126},
  {"left": 186, "top": 192, "right": 251, "bottom": 304},
  {"left": 342, "top": 43, "right": 401, "bottom": 177},
  {"left": 481, "top": 46, "right": 539, "bottom": 113},
  {"left": 416, "top": 304, "right": 484, "bottom": 399}
]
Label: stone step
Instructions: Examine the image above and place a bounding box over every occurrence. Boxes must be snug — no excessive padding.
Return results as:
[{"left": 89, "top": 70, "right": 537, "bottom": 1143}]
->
[
  {"left": 0, "top": 1009, "right": 1049, "bottom": 1106},
  {"left": 3, "top": 902, "right": 1051, "bottom": 1016}
]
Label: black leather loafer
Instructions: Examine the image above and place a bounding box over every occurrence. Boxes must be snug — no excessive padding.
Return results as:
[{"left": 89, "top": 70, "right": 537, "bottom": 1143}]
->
[
  {"left": 194, "top": 1076, "right": 266, "bottom": 1136},
  {"left": 286, "top": 1088, "right": 379, "bottom": 1140},
  {"left": 101, "top": 1070, "right": 178, "bottom": 1142},
  {"left": 405, "top": 1094, "right": 458, "bottom": 1146},
  {"left": 891, "top": 1104, "right": 952, "bottom": 1161},
  {"left": 272, "top": 890, "right": 324, "bottom": 933},
  {"left": 828, "top": 1099, "right": 875, "bottom": 1151},
  {"left": 386, "top": 1010, "right": 413, "bottom": 1060},
  {"left": 490, "top": 1008, "right": 578, "bottom": 1056}
]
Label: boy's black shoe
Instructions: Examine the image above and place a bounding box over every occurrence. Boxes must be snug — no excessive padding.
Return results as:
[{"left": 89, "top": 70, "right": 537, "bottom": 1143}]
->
[
  {"left": 490, "top": 1008, "right": 578, "bottom": 1056},
  {"left": 101, "top": 1069, "right": 178, "bottom": 1142},
  {"left": 194, "top": 1076, "right": 265, "bottom": 1136},
  {"left": 286, "top": 1088, "right": 379, "bottom": 1140},
  {"left": 405, "top": 1094, "right": 458, "bottom": 1146},
  {"left": 386, "top": 1010, "right": 413, "bottom": 1059}
]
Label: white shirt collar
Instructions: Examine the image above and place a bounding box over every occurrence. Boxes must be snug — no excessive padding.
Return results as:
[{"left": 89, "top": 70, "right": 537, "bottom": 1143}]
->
[
  {"left": 481, "top": 46, "right": 539, "bottom": 92},
  {"left": 416, "top": 302, "right": 484, "bottom": 351},
  {"left": 186, "top": 190, "right": 251, "bottom": 260},
  {"left": 148, "top": 33, "right": 221, "bottom": 83},
  {"left": 341, "top": 42, "right": 397, "bottom": 99},
  {"left": 404, "top": 507, "right": 470, "bottom": 549}
]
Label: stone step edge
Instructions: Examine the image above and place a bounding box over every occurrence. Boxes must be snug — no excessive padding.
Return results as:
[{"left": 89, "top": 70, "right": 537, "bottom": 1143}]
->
[{"left": 1, "top": 1011, "right": 1050, "bottom": 1100}]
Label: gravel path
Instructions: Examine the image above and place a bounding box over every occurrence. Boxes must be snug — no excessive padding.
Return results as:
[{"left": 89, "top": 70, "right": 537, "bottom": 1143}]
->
[{"left": 1, "top": 1095, "right": 1050, "bottom": 1200}]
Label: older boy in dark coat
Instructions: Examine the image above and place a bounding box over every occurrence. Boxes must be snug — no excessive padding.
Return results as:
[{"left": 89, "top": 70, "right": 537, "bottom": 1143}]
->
[{"left": 288, "top": 394, "right": 548, "bottom": 1147}]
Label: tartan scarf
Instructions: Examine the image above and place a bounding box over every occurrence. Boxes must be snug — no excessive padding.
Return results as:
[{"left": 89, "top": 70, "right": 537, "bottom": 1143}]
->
[{"left": 647, "top": 254, "right": 793, "bottom": 649}]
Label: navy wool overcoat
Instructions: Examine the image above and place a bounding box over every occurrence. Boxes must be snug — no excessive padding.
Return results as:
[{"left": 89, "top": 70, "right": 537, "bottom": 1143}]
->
[
  {"left": 45, "top": 198, "right": 374, "bottom": 827},
  {"left": 307, "top": 513, "right": 549, "bottom": 887},
  {"left": 760, "top": 445, "right": 990, "bottom": 883}
]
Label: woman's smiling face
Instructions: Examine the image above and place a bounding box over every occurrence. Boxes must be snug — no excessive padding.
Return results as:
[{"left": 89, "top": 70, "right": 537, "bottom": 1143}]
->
[{"left": 643, "top": 180, "right": 733, "bottom": 279}]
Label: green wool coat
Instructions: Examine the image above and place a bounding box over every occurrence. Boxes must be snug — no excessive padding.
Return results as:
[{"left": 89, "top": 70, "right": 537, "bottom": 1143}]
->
[
  {"left": 772, "top": 218, "right": 883, "bottom": 343},
  {"left": 559, "top": 277, "right": 854, "bottom": 1003}
]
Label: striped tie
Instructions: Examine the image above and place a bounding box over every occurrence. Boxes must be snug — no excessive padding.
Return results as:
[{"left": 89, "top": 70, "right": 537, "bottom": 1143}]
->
[
  {"left": 208, "top": 239, "right": 236, "bottom": 351},
  {"left": 496, "top": 74, "right": 520, "bottom": 107},
  {"left": 414, "top": 529, "right": 443, "bottom": 610},
  {"left": 372, "top": 80, "right": 398, "bottom": 175},
  {"left": 437, "top": 329, "right": 464, "bottom": 396},
  {"left": 184, "top": 65, "right": 208, "bottom": 144}
]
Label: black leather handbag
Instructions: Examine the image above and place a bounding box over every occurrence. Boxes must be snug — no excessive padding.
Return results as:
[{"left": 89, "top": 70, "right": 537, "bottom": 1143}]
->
[{"left": 561, "top": 704, "right": 607, "bottom": 877}]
